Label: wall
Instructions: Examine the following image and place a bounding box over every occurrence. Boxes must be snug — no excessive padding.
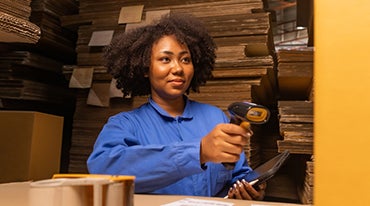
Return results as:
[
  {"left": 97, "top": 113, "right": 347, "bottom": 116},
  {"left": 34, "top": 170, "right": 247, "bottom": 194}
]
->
[{"left": 315, "top": 1, "right": 370, "bottom": 205}]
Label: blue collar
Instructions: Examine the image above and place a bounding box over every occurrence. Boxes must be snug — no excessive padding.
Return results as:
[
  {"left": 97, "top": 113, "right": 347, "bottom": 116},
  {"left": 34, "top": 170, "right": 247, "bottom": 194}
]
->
[{"left": 148, "top": 96, "right": 193, "bottom": 120}]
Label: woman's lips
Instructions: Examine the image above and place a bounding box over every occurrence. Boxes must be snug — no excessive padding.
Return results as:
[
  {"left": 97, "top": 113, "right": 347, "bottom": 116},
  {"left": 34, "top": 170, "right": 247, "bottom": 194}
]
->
[{"left": 169, "top": 79, "right": 185, "bottom": 87}]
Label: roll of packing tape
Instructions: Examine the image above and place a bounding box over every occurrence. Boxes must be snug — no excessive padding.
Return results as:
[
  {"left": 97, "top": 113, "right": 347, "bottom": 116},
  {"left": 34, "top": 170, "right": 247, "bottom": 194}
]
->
[{"left": 29, "top": 177, "right": 134, "bottom": 206}]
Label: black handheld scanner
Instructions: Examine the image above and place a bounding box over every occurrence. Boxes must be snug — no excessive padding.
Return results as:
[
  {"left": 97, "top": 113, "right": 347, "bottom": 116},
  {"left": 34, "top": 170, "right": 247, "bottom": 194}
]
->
[
  {"left": 223, "top": 102, "right": 270, "bottom": 170},
  {"left": 228, "top": 102, "right": 270, "bottom": 125}
]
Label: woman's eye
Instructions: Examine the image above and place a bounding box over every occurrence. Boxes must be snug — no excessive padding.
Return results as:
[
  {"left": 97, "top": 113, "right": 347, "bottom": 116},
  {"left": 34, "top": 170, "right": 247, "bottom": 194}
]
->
[
  {"left": 181, "top": 57, "right": 191, "bottom": 64},
  {"left": 160, "top": 57, "right": 170, "bottom": 63}
]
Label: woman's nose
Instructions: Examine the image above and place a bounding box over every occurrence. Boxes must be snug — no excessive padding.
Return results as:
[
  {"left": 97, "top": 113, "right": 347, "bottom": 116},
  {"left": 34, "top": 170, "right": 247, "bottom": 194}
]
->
[{"left": 171, "top": 61, "right": 184, "bottom": 74}]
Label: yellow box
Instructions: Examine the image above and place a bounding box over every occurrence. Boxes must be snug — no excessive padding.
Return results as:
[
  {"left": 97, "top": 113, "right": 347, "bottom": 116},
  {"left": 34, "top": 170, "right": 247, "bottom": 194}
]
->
[{"left": 0, "top": 111, "right": 64, "bottom": 183}]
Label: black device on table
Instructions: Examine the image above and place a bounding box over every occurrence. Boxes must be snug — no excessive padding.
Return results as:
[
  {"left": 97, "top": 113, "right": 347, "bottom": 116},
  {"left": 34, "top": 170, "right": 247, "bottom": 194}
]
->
[{"left": 244, "top": 150, "right": 290, "bottom": 190}]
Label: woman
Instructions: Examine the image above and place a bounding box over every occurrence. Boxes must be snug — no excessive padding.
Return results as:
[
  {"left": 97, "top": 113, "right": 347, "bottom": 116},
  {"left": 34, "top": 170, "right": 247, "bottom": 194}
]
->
[{"left": 87, "top": 13, "right": 266, "bottom": 200}]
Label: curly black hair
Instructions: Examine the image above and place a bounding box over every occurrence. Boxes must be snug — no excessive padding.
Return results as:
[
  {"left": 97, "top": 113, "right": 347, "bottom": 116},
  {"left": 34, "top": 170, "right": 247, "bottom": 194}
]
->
[{"left": 103, "top": 12, "right": 217, "bottom": 97}]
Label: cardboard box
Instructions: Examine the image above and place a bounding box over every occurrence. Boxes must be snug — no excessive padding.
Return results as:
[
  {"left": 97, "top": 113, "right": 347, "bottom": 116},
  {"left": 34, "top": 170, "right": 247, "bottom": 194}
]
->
[{"left": 0, "top": 111, "right": 64, "bottom": 183}]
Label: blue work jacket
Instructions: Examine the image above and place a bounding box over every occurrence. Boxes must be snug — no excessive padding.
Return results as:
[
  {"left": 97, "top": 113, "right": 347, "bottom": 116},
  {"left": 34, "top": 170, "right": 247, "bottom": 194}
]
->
[{"left": 87, "top": 96, "right": 255, "bottom": 197}]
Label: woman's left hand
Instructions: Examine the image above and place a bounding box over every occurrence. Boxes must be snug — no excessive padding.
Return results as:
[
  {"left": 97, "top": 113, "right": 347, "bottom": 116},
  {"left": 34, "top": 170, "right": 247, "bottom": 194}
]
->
[{"left": 226, "top": 179, "right": 266, "bottom": 200}]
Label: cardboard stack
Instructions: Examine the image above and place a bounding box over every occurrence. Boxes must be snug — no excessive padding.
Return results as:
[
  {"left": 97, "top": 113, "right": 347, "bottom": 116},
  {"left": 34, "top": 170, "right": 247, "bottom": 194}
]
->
[
  {"left": 299, "top": 156, "right": 314, "bottom": 204},
  {"left": 67, "top": 90, "right": 133, "bottom": 173},
  {"left": 0, "top": 51, "right": 74, "bottom": 105},
  {"left": 277, "top": 100, "right": 313, "bottom": 154},
  {"left": 0, "top": 0, "right": 40, "bottom": 44},
  {"left": 276, "top": 49, "right": 313, "bottom": 100},
  {"left": 276, "top": 48, "right": 314, "bottom": 204},
  {"left": 0, "top": 0, "right": 79, "bottom": 104},
  {"left": 0, "top": 0, "right": 79, "bottom": 173},
  {"left": 0, "top": 0, "right": 32, "bottom": 19},
  {"left": 0, "top": 51, "right": 77, "bottom": 173},
  {"left": 276, "top": 49, "right": 314, "bottom": 153},
  {"left": 26, "top": 0, "right": 78, "bottom": 64}
]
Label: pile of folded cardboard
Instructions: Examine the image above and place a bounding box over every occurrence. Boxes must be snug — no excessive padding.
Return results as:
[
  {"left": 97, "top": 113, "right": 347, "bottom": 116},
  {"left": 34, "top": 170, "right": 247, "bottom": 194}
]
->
[
  {"left": 27, "top": 0, "right": 78, "bottom": 64},
  {"left": 299, "top": 156, "right": 314, "bottom": 204},
  {"left": 276, "top": 48, "right": 314, "bottom": 204},
  {"left": 0, "top": 0, "right": 40, "bottom": 43},
  {"left": 276, "top": 48, "right": 313, "bottom": 155}
]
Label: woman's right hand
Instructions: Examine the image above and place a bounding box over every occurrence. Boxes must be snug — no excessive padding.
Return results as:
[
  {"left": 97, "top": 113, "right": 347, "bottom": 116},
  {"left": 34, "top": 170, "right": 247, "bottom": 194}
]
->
[{"left": 200, "top": 123, "right": 252, "bottom": 164}]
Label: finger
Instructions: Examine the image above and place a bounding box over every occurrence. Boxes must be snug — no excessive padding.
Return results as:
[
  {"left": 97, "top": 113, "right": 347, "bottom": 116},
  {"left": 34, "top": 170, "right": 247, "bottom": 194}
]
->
[
  {"left": 220, "top": 123, "right": 250, "bottom": 136},
  {"left": 239, "top": 122, "right": 254, "bottom": 138},
  {"left": 218, "top": 142, "right": 245, "bottom": 163},
  {"left": 213, "top": 124, "right": 249, "bottom": 145},
  {"left": 232, "top": 183, "right": 242, "bottom": 199},
  {"left": 236, "top": 180, "right": 252, "bottom": 200},
  {"left": 241, "top": 179, "right": 261, "bottom": 200},
  {"left": 222, "top": 143, "right": 244, "bottom": 156},
  {"left": 220, "top": 133, "right": 250, "bottom": 148},
  {"left": 239, "top": 121, "right": 250, "bottom": 130},
  {"left": 222, "top": 127, "right": 252, "bottom": 145},
  {"left": 226, "top": 187, "right": 234, "bottom": 199},
  {"left": 224, "top": 133, "right": 250, "bottom": 145},
  {"left": 213, "top": 124, "right": 251, "bottom": 147}
]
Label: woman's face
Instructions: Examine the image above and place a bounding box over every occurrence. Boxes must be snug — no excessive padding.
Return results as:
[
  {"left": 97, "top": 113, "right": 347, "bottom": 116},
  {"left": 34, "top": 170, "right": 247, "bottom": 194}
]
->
[{"left": 149, "top": 35, "right": 194, "bottom": 101}]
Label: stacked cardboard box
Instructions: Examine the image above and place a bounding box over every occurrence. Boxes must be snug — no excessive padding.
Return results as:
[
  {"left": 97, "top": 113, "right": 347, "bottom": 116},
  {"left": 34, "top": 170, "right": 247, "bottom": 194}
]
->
[{"left": 0, "top": 111, "right": 64, "bottom": 183}]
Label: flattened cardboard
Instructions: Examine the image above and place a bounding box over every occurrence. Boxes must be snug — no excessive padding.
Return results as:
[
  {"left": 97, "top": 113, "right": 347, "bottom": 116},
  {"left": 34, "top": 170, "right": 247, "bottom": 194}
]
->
[
  {"left": 0, "top": 11, "right": 40, "bottom": 43},
  {"left": 118, "top": 5, "right": 144, "bottom": 24},
  {"left": 69, "top": 67, "right": 94, "bottom": 88},
  {"left": 125, "top": 10, "right": 170, "bottom": 32},
  {"left": 88, "top": 30, "right": 114, "bottom": 47},
  {"left": 145, "top": 10, "right": 170, "bottom": 24},
  {"left": 0, "top": 30, "right": 36, "bottom": 43},
  {"left": 87, "top": 83, "right": 110, "bottom": 107}
]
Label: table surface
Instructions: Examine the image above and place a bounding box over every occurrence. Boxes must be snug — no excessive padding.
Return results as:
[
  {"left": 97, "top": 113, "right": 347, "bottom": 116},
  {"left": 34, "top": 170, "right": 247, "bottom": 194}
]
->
[{"left": 134, "top": 194, "right": 310, "bottom": 206}]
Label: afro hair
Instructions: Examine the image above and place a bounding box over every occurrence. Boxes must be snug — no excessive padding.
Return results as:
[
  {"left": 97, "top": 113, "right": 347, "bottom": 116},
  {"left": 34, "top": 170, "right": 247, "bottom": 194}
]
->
[{"left": 103, "top": 12, "right": 217, "bottom": 97}]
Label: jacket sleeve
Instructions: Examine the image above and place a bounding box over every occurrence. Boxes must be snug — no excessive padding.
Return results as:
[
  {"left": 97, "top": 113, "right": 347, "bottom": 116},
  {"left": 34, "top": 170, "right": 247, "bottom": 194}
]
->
[{"left": 86, "top": 115, "right": 204, "bottom": 193}]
